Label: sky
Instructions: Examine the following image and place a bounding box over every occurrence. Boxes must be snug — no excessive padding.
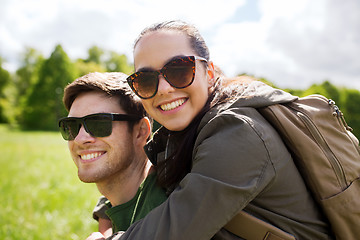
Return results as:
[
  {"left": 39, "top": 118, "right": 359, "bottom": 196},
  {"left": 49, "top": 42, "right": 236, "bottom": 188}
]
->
[{"left": 0, "top": 0, "right": 359, "bottom": 90}]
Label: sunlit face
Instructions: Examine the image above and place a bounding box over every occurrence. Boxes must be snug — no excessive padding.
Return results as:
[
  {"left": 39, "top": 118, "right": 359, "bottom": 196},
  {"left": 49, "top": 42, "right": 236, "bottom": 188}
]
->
[
  {"left": 133, "top": 30, "right": 213, "bottom": 131},
  {"left": 67, "top": 92, "right": 135, "bottom": 183}
]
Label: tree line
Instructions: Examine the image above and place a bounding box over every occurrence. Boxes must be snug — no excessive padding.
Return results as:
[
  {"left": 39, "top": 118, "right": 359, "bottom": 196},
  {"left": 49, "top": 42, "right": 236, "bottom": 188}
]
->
[
  {"left": 0, "top": 45, "right": 132, "bottom": 131},
  {"left": 0, "top": 44, "right": 359, "bottom": 138}
]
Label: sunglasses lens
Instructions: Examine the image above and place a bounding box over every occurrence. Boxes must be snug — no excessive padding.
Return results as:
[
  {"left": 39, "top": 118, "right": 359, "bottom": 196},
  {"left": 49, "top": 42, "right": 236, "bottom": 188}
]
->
[
  {"left": 59, "top": 113, "right": 137, "bottom": 141},
  {"left": 128, "top": 56, "right": 197, "bottom": 99},
  {"left": 85, "top": 115, "right": 113, "bottom": 137},
  {"left": 59, "top": 119, "right": 80, "bottom": 141},
  {"left": 164, "top": 57, "right": 195, "bottom": 88},
  {"left": 131, "top": 72, "right": 159, "bottom": 99}
]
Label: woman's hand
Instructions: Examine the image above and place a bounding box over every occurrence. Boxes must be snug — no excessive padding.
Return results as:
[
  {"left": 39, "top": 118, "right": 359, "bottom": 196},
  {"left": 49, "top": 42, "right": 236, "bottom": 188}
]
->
[
  {"left": 86, "top": 232, "right": 105, "bottom": 240},
  {"left": 98, "top": 217, "right": 113, "bottom": 238}
]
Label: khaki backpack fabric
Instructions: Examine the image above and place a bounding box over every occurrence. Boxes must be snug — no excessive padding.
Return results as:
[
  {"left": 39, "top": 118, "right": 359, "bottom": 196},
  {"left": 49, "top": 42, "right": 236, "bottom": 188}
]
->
[{"left": 225, "top": 94, "right": 360, "bottom": 240}]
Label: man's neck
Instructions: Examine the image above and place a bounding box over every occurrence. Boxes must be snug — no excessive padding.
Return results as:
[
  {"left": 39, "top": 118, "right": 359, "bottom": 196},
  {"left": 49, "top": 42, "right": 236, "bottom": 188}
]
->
[{"left": 96, "top": 159, "right": 153, "bottom": 207}]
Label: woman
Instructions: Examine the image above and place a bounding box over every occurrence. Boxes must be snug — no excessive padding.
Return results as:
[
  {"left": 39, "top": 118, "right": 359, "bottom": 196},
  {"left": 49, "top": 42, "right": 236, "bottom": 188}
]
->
[{"left": 113, "top": 20, "right": 333, "bottom": 240}]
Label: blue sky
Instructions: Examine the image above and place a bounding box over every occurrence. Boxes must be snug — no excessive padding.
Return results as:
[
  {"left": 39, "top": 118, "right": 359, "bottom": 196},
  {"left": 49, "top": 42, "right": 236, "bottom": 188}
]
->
[{"left": 0, "top": 0, "right": 359, "bottom": 90}]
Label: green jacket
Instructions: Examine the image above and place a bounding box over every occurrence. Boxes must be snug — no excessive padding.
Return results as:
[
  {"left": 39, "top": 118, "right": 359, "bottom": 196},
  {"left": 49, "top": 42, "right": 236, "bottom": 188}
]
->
[{"left": 115, "top": 82, "right": 333, "bottom": 240}]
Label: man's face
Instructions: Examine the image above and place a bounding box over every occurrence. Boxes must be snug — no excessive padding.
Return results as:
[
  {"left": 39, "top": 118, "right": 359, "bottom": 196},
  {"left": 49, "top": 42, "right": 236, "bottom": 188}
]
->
[{"left": 67, "top": 91, "right": 135, "bottom": 183}]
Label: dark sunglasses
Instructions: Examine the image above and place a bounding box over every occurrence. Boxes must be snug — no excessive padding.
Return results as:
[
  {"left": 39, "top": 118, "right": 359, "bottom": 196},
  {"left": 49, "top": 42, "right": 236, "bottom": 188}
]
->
[
  {"left": 127, "top": 55, "right": 208, "bottom": 99},
  {"left": 58, "top": 113, "right": 142, "bottom": 141}
]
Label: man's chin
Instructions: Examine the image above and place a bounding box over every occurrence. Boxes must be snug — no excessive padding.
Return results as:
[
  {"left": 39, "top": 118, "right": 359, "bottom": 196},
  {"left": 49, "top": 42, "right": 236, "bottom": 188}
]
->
[
  {"left": 79, "top": 178, "right": 95, "bottom": 183},
  {"left": 78, "top": 172, "right": 100, "bottom": 183}
]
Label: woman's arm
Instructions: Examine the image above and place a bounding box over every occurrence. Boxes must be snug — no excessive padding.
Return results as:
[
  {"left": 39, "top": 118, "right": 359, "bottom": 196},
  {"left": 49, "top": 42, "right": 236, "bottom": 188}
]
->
[{"left": 114, "top": 109, "right": 276, "bottom": 240}]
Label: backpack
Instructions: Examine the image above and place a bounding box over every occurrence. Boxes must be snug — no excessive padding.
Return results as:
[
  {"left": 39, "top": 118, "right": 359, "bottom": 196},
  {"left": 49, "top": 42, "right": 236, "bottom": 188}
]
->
[{"left": 225, "top": 94, "right": 360, "bottom": 240}]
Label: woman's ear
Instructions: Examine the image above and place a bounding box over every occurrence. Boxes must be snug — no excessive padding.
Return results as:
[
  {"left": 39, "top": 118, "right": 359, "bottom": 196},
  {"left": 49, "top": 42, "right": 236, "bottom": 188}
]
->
[
  {"left": 134, "top": 117, "right": 151, "bottom": 146},
  {"left": 207, "top": 61, "right": 216, "bottom": 89}
]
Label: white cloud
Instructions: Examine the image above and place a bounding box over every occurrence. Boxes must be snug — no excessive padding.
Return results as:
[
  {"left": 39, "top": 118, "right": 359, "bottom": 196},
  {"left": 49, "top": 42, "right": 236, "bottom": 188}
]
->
[
  {"left": 209, "top": 0, "right": 360, "bottom": 89},
  {"left": 0, "top": 0, "right": 359, "bottom": 90},
  {"left": 263, "top": 0, "right": 360, "bottom": 88}
]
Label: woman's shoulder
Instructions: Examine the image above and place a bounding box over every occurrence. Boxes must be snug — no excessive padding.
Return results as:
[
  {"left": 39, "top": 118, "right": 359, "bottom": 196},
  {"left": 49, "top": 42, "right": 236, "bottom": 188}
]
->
[
  {"left": 217, "top": 79, "right": 297, "bottom": 109},
  {"left": 198, "top": 80, "right": 297, "bottom": 132},
  {"left": 196, "top": 94, "right": 285, "bottom": 150},
  {"left": 198, "top": 97, "right": 261, "bottom": 133}
]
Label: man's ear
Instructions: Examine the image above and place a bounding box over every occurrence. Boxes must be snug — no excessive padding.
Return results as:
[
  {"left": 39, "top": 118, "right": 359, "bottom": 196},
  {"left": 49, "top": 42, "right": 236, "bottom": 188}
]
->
[{"left": 134, "top": 117, "right": 151, "bottom": 146}]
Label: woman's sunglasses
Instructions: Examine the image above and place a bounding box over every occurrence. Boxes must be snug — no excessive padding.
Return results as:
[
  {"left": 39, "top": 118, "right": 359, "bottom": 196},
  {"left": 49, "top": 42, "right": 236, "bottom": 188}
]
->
[
  {"left": 58, "top": 113, "right": 142, "bottom": 141},
  {"left": 127, "top": 55, "right": 208, "bottom": 99}
]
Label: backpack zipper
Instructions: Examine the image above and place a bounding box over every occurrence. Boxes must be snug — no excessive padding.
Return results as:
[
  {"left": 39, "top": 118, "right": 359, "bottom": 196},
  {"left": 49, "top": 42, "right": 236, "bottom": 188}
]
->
[
  {"left": 329, "top": 99, "right": 360, "bottom": 155},
  {"left": 296, "top": 111, "right": 347, "bottom": 191},
  {"left": 329, "top": 99, "right": 353, "bottom": 131}
]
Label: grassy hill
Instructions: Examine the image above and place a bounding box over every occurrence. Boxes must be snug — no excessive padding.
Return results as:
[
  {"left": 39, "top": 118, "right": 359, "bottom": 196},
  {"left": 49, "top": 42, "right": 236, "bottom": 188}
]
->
[{"left": 0, "top": 125, "right": 100, "bottom": 239}]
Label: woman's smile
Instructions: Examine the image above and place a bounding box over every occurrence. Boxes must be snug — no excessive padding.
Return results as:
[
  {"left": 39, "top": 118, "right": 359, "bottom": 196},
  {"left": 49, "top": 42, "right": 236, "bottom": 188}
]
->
[{"left": 158, "top": 98, "right": 187, "bottom": 111}]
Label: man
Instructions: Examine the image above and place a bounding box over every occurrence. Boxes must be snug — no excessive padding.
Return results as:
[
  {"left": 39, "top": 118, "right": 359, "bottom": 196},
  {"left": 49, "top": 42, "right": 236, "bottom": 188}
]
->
[{"left": 58, "top": 72, "right": 167, "bottom": 239}]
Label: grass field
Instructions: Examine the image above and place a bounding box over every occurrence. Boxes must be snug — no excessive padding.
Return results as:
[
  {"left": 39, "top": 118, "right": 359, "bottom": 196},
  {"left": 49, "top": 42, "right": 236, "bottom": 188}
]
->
[{"left": 0, "top": 124, "right": 101, "bottom": 240}]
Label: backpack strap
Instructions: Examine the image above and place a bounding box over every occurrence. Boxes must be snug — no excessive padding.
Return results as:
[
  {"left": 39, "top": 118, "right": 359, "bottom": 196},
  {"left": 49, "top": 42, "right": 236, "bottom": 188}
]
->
[{"left": 224, "top": 211, "right": 296, "bottom": 240}]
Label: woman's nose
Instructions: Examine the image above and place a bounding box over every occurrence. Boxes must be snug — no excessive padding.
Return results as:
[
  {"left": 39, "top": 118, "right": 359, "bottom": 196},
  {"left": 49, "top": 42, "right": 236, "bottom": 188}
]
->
[{"left": 157, "top": 74, "right": 175, "bottom": 95}]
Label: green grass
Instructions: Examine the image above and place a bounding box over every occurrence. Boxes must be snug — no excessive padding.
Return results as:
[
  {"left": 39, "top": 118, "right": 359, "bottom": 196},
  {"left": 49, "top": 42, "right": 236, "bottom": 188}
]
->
[{"left": 0, "top": 125, "right": 101, "bottom": 240}]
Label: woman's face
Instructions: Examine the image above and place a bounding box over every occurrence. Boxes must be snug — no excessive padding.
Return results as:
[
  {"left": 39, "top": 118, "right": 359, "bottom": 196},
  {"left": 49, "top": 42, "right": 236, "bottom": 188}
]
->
[{"left": 133, "top": 30, "right": 214, "bottom": 131}]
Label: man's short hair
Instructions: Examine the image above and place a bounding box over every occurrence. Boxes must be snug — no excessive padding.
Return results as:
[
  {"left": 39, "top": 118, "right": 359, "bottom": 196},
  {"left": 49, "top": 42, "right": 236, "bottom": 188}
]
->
[{"left": 63, "top": 72, "right": 150, "bottom": 124}]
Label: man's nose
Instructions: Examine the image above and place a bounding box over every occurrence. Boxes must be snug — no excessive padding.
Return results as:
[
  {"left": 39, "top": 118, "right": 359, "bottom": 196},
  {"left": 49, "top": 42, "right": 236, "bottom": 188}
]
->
[{"left": 73, "top": 125, "right": 95, "bottom": 143}]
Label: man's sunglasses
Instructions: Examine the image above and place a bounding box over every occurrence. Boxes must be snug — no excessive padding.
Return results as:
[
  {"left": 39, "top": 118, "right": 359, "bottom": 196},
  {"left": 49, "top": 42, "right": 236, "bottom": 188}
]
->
[
  {"left": 127, "top": 55, "right": 208, "bottom": 99},
  {"left": 58, "top": 113, "right": 142, "bottom": 141}
]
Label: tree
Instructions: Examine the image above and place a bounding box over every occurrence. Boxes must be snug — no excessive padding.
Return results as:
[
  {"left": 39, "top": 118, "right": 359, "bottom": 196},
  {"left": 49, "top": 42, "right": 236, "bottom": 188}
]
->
[
  {"left": 339, "top": 89, "right": 360, "bottom": 138},
  {"left": 14, "top": 48, "right": 44, "bottom": 121},
  {"left": 74, "top": 59, "right": 106, "bottom": 77},
  {"left": 303, "top": 81, "right": 340, "bottom": 105},
  {"left": 105, "top": 51, "right": 133, "bottom": 74},
  {"left": 80, "top": 46, "right": 133, "bottom": 74},
  {"left": 15, "top": 48, "right": 44, "bottom": 98},
  {"left": 85, "top": 46, "right": 104, "bottom": 65},
  {"left": 22, "top": 44, "right": 76, "bottom": 130},
  {"left": 0, "top": 57, "right": 11, "bottom": 122}
]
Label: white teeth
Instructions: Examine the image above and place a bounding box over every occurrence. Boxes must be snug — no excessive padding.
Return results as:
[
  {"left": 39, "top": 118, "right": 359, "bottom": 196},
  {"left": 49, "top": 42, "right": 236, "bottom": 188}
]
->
[
  {"left": 81, "top": 152, "right": 102, "bottom": 160},
  {"left": 160, "top": 99, "right": 185, "bottom": 111}
]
